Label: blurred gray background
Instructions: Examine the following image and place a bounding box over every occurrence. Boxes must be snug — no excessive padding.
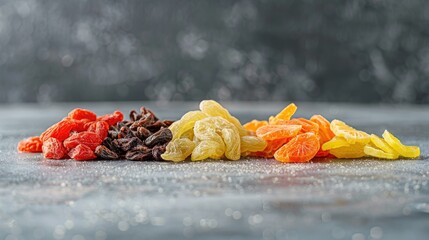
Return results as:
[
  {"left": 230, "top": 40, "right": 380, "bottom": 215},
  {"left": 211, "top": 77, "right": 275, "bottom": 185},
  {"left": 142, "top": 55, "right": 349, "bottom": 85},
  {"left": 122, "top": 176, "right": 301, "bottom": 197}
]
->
[{"left": 1, "top": 0, "right": 429, "bottom": 103}]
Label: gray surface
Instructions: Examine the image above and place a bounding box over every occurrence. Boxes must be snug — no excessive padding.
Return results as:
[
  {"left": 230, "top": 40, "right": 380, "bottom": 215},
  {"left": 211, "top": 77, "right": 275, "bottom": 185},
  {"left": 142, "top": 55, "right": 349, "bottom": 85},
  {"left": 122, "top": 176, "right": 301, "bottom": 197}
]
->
[{"left": 0, "top": 102, "right": 429, "bottom": 240}]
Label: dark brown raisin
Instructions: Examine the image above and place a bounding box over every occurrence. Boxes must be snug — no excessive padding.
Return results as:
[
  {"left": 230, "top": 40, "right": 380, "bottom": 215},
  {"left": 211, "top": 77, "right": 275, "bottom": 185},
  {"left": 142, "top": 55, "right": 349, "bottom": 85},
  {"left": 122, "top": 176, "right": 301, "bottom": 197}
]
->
[
  {"left": 146, "top": 121, "right": 166, "bottom": 132},
  {"left": 131, "top": 145, "right": 150, "bottom": 152},
  {"left": 95, "top": 145, "right": 119, "bottom": 160},
  {"left": 118, "top": 126, "right": 136, "bottom": 139},
  {"left": 136, "top": 127, "right": 151, "bottom": 140},
  {"left": 129, "top": 110, "right": 140, "bottom": 122},
  {"left": 162, "top": 120, "right": 174, "bottom": 127},
  {"left": 140, "top": 107, "right": 158, "bottom": 121},
  {"left": 152, "top": 144, "right": 167, "bottom": 161},
  {"left": 114, "top": 137, "right": 142, "bottom": 152},
  {"left": 125, "top": 149, "right": 153, "bottom": 161},
  {"left": 145, "top": 128, "right": 173, "bottom": 147}
]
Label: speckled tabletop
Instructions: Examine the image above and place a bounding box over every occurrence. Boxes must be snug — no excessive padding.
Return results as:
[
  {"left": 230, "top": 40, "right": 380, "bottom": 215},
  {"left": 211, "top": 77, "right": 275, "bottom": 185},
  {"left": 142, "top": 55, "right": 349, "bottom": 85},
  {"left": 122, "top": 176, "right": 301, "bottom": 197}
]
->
[{"left": 0, "top": 102, "right": 428, "bottom": 240}]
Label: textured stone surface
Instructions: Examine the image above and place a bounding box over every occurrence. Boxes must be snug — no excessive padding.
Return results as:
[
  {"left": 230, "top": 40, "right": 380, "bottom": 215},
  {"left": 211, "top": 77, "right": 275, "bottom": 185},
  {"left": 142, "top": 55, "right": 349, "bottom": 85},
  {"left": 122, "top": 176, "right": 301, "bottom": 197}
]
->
[{"left": 0, "top": 102, "right": 428, "bottom": 240}]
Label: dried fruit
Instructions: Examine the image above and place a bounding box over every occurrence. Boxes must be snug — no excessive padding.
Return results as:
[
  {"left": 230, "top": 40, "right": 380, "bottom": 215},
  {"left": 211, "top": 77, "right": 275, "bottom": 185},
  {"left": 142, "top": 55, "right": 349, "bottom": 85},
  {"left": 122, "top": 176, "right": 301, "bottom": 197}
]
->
[
  {"left": 330, "top": 120, "right": 370, "bottom": 144},
  {"left": 364, "top": 145, "right": 398, "bottom": 159},
  {"left": 243, "top": 120, "right": 268, "bottom": 132},
  {"left": 42, "top": 137, "right": 67, "bottom": 159},
  {"left": 370, "top": 134, "right": 399, "bottom": 156},
  {"left": 40, "top": 119, "right": 77, "bottom": 142},
  {"left": 64, "top": 132, "right": 102, "bottom": 151},
  {"left": 101, "top": 107, "right": 174, "bottom": 161},
  {"left": 252, "top": 138, "right": 289, "bottom": 158},
  {"left": 71, "top": 118, "right": 92, "bottom": 132},
  {"left": 69, "top": 144, "right": 97, "bottom": 160},
  {"left": 192, "top": 140, "right": 225, "bottom": 161},
  {"left": 169, "top": 111, "right": 208, "bottom": 140},
  {"left": 87, "top": 121, "right": 109, "bottom": 140},
  {"left": 329, "top": 143, "right": 366, "bottom": 158},
  {"left": 274, "top": 133, "right": 319, "bottom": 163},
  {"left": 282, "top": 118, "right": 319, "bottom": 134},
  {"left": 269, "top": 103, "right": 297, "bottom": 124},
  {"left": 98, "top": 111, "right": 124, "bottom": 126},
  {"left": 310, "top": 115, "right": 335, "bottom": 158},
  {"left": 382, "top": 130, "right": 420, "bottom": 158},
  {"left": 17, "top": 136, "right": 42, "bottom": 153},
  {"left": 193, "top": 116, "right": 241, "bottom": 160},
  {"left": 322, "top": 136, "right": 350, "bottom": 151},
  {"left": 161, "top": 138, "right": 196, "bottom": 162},
  {"left": 144, "top": 128, "right": 173, "bottom": 147},
  {"left": 152, "top": 144, "right": 167, "bottom": 161},
  {"left": 256, "top": 125, "right": 301, "bottom": 140},
  {"left": 240, "top": 136, "right": 267, "bottom": 153},
  {"left": 125, "top": 148, "right": 153, "bottom": 161},
  {"left": 199, "top": 100, "right": 248, "bottom": 136},
  {"left": 68, "top": 108, "right": 97, "bottom": 121},
  {"left": 94, "top": 145, "right": 119, "bottom": 160}
]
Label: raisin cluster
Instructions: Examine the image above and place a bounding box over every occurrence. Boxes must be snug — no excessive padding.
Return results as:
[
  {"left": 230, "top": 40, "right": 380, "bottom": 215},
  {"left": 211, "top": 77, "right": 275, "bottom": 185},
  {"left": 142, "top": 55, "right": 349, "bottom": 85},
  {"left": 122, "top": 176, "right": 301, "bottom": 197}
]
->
[{"left": 95, "top": 107, "right": 173, "bottom": 161}]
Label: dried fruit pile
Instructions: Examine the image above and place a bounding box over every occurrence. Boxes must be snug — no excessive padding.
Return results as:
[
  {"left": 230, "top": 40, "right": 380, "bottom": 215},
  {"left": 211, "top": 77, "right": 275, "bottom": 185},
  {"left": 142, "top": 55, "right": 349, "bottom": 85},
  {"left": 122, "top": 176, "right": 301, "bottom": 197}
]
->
[
  {"left": 244, "top": 103, "right": 420, "bottom": 162},
  {"left": 18, "top": 107, "right": 173, "bottom": 161},
  {"left": 161, "top": 100, "right": 266, "bottom": 161},
  {"left": 97, "top": 107, "right": 173, "bottom": 161},
  {"left": 18, "top": 100, "right": 421, "bottom": 162}
]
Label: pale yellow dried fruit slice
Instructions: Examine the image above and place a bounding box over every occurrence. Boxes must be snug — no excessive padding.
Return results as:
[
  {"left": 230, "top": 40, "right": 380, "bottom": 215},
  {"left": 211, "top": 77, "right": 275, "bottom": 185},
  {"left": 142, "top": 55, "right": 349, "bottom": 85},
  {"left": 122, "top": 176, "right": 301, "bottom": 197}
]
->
[
  {"left": 321, "top": 136, "right": 350, "bottom": 151},
  {"left": 330, "top": 120, "right": 370, "bottom": 144},
  {"left": 364, "top": 145, "right": 398, "bottom": 160},
  {"left": 329, "top": 142, "right": 366, "bottom": 158},
  {"left": 382, "top": 130, "right": 420, "bottom": 158},
  {"left": 370, "top": 134, "right": 398, "bottom": 155}
]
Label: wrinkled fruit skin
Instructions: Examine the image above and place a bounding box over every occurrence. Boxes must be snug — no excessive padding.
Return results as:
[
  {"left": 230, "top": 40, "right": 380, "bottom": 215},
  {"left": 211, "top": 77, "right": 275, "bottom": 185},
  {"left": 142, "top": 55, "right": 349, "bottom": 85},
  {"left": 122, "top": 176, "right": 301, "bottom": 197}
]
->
[
  {"left": 144, "top": 128, "right": 173, "bottom": 147},
  {"left": 40, "top": 119, "right": 77, "bottom": 142},
  {"left": 42, "top": 137, "right": 67, "bottom": 159},
  {"left": 87, "top": 121, "right": 109, "bottom": 140},
  {"left": 17, "top": 136, "right": 43, "bottom": 153},
  {"left": 163, "top": 100, "right": 266, "bottom": 162},
  {"left": 101, "top": 107, "right": 173, "bottom": 161},
  {"left": 71, "top": 118, "right": 92, "bottom": 132},
  {"left": 63, "top": 132, "right": 102, "bottom": 151},
  {"left": 94, "top": 145, "right": 119, "bottom": 160},
  {"left": 69, "top": 144, "right": 97, "bottom": 160},
  {"left": 193, "top": 116, "right": 241, "bottom": 160},
  {"left": 68, "top": 108, "right": 97, "bottom": 121},
  {"left": 97, "top": 111, "right": 124, "bottom": 126}
]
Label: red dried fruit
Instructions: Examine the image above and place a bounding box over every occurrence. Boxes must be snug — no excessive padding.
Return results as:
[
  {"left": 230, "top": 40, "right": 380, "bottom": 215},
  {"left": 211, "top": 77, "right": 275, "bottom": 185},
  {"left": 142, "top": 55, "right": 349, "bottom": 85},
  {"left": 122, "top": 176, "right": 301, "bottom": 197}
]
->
[
  {"left": 87, "top": 121, "right": 109, "bottom": 140},
  {"left": 42, "top": 137, "right": 67, "bottom": 159},
  {"left": 70, "top": 118, "right": 92, "bottom": 132},
  {"left": 17, "top": 136, "right": 43, "bottom": 153},
  {"left": 63, "top": 132, "right": 102, "bottom": 151},
  {"left": 69, "top": 144, "right": 97, "bottom": 160},
  {"left": 68, "top": 108, "right": 97, "bottom": 121},
  {"left": 40, "top": 119, "right": 78, "bottom": 142},
  {"left": 97, "top": 111, "right": 124, "bottom": 126}
]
